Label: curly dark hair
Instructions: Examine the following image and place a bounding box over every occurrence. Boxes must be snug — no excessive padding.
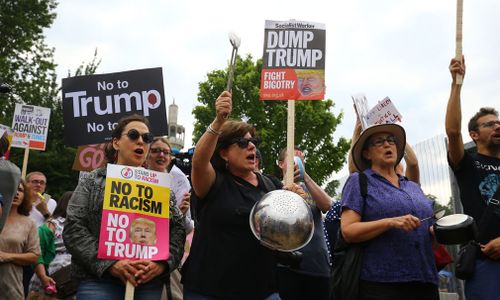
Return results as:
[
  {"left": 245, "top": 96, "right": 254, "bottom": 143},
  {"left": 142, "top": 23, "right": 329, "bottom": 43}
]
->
[
  {"left": 211, "top": 121, "right": 256, "bottom": 171},
  {"left": 105, "top": 114, "right": 151, "bottom": 163},
  {"left": 468, "top": 107, "right": 499, "bottom": 132},
  {"left": 52, "top": 191, "right": 73, "bottom": 219}
]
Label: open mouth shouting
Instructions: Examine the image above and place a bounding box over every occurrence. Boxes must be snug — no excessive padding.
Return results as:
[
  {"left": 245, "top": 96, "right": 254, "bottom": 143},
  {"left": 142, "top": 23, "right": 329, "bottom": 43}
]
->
[
  {"left": 134, "top": 147, "right": 145, "bottom": 158},
  {"left": 246, "top": 153, "right": 256, "bottom": 165}
]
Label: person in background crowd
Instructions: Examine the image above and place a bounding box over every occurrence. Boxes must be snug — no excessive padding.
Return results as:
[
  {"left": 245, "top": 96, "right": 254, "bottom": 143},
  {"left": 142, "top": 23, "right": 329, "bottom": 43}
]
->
[
  {"left": 26, "top": 172, "right": 57, "bottom": 227},
  {"left": 64, "top": 114, "right": 185, "bottom": 300},
  {"left": 0, "top": 131, "right": 21, "bottom": 234},
  {"left": 182, "top": 91, "right": 306, "bottom": 300},
  {"left": 276, "top": 147, "right": 332, "bottom": 300},
  {"left": 341, "top": 123, "right": 439, "bottom": 300},
  {"left": 0, "top": 179, "right": 40, "bottom": 300},
  {"left": 445, "top": 56, "right": 500, "bottom": 300},
  {"left": 146, "top": 136, "right": 190, "bottom": 300},
  {"left": 24, "top": 172, "right": 58, "bottom": 296},
  {"left": 28, "top": 191, "right": 74, "bottom": 300}
]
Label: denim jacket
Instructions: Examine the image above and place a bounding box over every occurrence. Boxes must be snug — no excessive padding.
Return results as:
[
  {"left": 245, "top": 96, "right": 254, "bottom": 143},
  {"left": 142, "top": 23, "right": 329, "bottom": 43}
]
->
[{"left": 63, "top": 167, "right": 185, "bottom": 281}]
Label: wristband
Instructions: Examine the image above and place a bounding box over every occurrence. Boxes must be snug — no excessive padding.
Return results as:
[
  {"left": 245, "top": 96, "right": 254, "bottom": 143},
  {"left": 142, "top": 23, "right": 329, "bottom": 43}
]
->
[{"left": 207, "top": 124, "right": 222, "bottom": 136}]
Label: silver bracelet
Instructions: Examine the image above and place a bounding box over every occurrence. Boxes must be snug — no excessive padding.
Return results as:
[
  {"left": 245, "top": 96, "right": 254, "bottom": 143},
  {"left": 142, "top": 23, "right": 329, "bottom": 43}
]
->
[{"left": 207, "top": 124, "right": 222, "bottom": 136}]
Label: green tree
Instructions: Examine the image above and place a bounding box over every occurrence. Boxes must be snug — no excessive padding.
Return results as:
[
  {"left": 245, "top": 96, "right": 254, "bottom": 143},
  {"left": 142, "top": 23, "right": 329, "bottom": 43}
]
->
[
  {"left": 325, "top": 179, "right": 340, "bottom": 199},
  {"left": 0, "top": 1, "right": 101, "bottom": 199},
  {"left": 192, "top": 55, "right": 350, "bottom": 185},
  {"left": 426, "top": 194, "right": 454, "bottom": 215}
]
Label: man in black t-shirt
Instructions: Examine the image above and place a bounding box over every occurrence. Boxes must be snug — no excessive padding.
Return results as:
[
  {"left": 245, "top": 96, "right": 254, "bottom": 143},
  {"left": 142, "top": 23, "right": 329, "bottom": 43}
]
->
[{"left": 446, "top": 56, "right": 500, "bottom": 300}]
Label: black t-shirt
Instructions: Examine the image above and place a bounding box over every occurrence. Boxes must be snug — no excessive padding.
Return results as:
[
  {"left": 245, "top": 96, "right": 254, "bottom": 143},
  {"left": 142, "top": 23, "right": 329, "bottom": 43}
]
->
[
  {"left": 181, "top": 170, "right": 278, "bottom": 300},
  {"left": 450, "top": 152, "right": 500, "bottom": 243}
]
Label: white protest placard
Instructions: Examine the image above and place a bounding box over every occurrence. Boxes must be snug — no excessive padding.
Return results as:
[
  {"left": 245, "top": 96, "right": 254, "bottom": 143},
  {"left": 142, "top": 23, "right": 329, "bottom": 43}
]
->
[
  {"left": 352, "top": 93, "right": 370, "bottom": 129},
  {"left": 365, "top": 97, "right": 402, "bottom": 126},
  {"left": 11, "top": 104, "right": 51, "bottom": 150}
]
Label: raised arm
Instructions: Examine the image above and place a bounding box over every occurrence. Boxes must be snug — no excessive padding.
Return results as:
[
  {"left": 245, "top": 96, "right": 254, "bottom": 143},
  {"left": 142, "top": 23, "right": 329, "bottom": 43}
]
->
[
  {"left": 191, "top": 91, "right": 232, "bottom": 199},
  {"left": 445, "top": 57, "right": 466, "bottom": 169},
  {"left": 348, "top": 114, "right": 362, "bottom": 174},
  {"left": 403, "top": 143, "right": 420, "bottom": 184}
]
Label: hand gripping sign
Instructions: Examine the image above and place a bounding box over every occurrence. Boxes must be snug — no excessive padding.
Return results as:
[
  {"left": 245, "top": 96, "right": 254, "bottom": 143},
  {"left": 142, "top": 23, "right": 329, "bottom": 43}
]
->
[{"left": 97, "top": 164, "right": 170, "bottom": 261}]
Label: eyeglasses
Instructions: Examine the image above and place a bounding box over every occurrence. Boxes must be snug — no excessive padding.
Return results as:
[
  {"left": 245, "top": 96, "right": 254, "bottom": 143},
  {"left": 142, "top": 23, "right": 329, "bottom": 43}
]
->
[
  {"left": 150, "top": 148, "right": 171, "bottom": 155},
  {"left": 479, "top": 120, "right": 500, "bottom": 128},
  {"left": 228, "top": 137, "right": 261, "bottom": 148},
  {"left": 122, "top": 129, "right": 154, "bottom": 144},
  {"left": 29, "top": 179, "right": 46, "bottom": 186},
  {"left": 369, "top": 136, "right": 397, "bottom": 147}
]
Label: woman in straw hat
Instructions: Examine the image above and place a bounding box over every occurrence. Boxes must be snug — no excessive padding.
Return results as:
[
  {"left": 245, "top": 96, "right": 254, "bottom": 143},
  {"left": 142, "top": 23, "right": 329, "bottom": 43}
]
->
[{"left": 340, "top": 124, "right": 439, "bottom": 300}]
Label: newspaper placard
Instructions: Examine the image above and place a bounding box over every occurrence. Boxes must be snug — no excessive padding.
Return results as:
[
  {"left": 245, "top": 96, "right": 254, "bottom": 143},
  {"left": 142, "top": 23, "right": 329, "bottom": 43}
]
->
[
  {"left": 365, "top": 97, "right": 402, "bottom": 126},
  {"left": 62, "top": 68, "right": 167, "bottom": 146},
  {"left": 260, "top": 20, "right": 326, "bottom": 100},
  {"left": 97, "top": 164, "right": 170, "bottom": 260},
  {"left": 11, "top": 104, "right": 51, "bottom": 150}
]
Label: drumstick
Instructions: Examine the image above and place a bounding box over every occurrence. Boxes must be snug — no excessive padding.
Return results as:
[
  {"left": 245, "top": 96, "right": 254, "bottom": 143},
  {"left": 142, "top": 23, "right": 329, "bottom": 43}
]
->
[{"left": 455, "top": 0, "right": 464, "bottom": 85}]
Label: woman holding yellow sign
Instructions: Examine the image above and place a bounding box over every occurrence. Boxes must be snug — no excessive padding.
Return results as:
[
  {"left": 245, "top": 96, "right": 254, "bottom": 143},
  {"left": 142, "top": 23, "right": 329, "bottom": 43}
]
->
[{"left": 64, "top": 114, "right": 185, "bottom": 300}]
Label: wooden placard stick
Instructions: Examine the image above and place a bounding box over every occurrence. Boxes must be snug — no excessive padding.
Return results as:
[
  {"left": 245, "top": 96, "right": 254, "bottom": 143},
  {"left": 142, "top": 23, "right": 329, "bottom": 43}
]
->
[
  {"left": 124, "top": 281, "right": 134, "bottom": 300},
  {"left": 455, "top": 0, "right": 464, "bottom": 84},
  {"left": 285, "top": 100, "right": 295, "bottom": 186},
  {"left": 21, "top": 147, "right": 29, "bottom": 179}
]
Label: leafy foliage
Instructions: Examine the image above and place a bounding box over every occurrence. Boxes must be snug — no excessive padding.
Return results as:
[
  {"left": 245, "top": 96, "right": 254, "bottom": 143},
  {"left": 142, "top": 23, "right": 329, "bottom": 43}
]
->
[
  {"left": 193, "top": 55, "right": 350, "bottom": 185},
  {"left": 0, "top": 1, "right": 101, "bottom": 199}
]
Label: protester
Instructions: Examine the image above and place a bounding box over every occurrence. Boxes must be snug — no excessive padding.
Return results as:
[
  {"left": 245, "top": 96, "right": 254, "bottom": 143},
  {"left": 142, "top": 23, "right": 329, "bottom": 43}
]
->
[
  {"left": 64, "top": 114, "right": 184, "bottom": 299},
  {"left": 26, "top": 172, "right": 57, "bottom": 227},
  {"left": 341, "top": 123, "right": 439, "bottom": 300},
  {"left": 146, "top": 136, "right": 189, "bottom": 300},
  {"left": 0, "top": 179, "right": 40, "bottom": 300},
  {"left": 0, "top": 132, "right": 21, "bottom": 234},
  {"left": 181, "top": 91, "right": 306, "bottom": 300},
  {"left": 147, "top": 136, "right": 194, "bottom": 233},
  {"left": 348, "top": 115, "right": 420, "bottom": 182},
  {"left": 445, "top": 57, "right": 500, "bottom": 300},
  {"left": 28, "top": 191, "right": 73, "bottom": 300},
  {"left": 24, "top": 173, "right": 58, "bottom": 296},
  {"left": 276, "top": 147, "right": 332, "bottom": 300}
]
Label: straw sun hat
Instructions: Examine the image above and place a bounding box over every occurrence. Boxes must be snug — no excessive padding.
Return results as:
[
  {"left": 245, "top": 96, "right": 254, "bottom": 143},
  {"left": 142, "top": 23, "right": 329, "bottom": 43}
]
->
[{"left": 352, "top": 123, "right": 406, "bottom": 171}]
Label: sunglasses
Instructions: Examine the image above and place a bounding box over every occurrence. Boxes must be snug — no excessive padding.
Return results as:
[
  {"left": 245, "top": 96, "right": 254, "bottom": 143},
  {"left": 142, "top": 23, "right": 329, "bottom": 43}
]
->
[
  {"left": 228, "top": 137, "right": 261, "bottom": 149},
  {"left": 479, "top": 120, "right": 500, "bottom": 128},
  {"left": 369, "top": 135, "right": 397, "bottom": 147},
  {"left": 122, "top": 129, "right": 154, "bottom": 144},
  {"left": 150, "top": 148, "right": 171, "bottom": 155}
]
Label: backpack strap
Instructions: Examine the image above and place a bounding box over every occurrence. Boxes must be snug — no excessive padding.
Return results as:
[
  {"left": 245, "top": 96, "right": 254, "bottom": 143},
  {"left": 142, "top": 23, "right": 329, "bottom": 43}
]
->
[{"left": 358, "top": 171, "right": 368, "bottom": 200}]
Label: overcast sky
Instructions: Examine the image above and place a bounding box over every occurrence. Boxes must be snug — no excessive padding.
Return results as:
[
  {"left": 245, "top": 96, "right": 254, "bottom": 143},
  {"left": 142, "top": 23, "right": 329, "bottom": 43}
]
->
[{"left": 45, "top": 0, "right": 500, "bottom": 180}]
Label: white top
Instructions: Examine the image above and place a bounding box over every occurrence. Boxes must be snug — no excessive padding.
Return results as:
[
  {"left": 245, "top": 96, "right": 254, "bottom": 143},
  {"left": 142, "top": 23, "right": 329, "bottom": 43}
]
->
[
  {"left": 169, "top": 165, "right": 194, "bottom": 233},
  {"left": 29, "top": 198, "right": 57, "bottom": 227}
]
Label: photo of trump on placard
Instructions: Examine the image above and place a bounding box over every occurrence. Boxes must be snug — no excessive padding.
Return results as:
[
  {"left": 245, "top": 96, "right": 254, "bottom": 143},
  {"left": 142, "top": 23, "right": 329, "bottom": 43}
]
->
[{"left": 129, "top": 217, "right": 157, "bottom": 245}]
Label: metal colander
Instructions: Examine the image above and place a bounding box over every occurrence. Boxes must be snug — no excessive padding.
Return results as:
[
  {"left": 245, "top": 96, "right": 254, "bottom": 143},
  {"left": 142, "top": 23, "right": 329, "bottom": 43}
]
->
[{"left": 249, "top": 189, "right": 314, "bottom": 252}]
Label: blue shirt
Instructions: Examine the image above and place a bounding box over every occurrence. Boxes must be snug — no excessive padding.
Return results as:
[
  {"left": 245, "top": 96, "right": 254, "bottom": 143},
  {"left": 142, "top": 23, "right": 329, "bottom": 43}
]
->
[{"left": 341, "top": 169, "right": 438, "bottom": 285}]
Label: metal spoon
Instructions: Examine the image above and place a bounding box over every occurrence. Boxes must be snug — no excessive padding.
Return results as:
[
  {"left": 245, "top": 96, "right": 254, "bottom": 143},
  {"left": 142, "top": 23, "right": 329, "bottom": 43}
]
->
[
  {"left": 420, "top": 208, "right": 446, "bottom": 222},
  {"left": 226, "top": 32, "right": 241, "bottom": 92}
]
